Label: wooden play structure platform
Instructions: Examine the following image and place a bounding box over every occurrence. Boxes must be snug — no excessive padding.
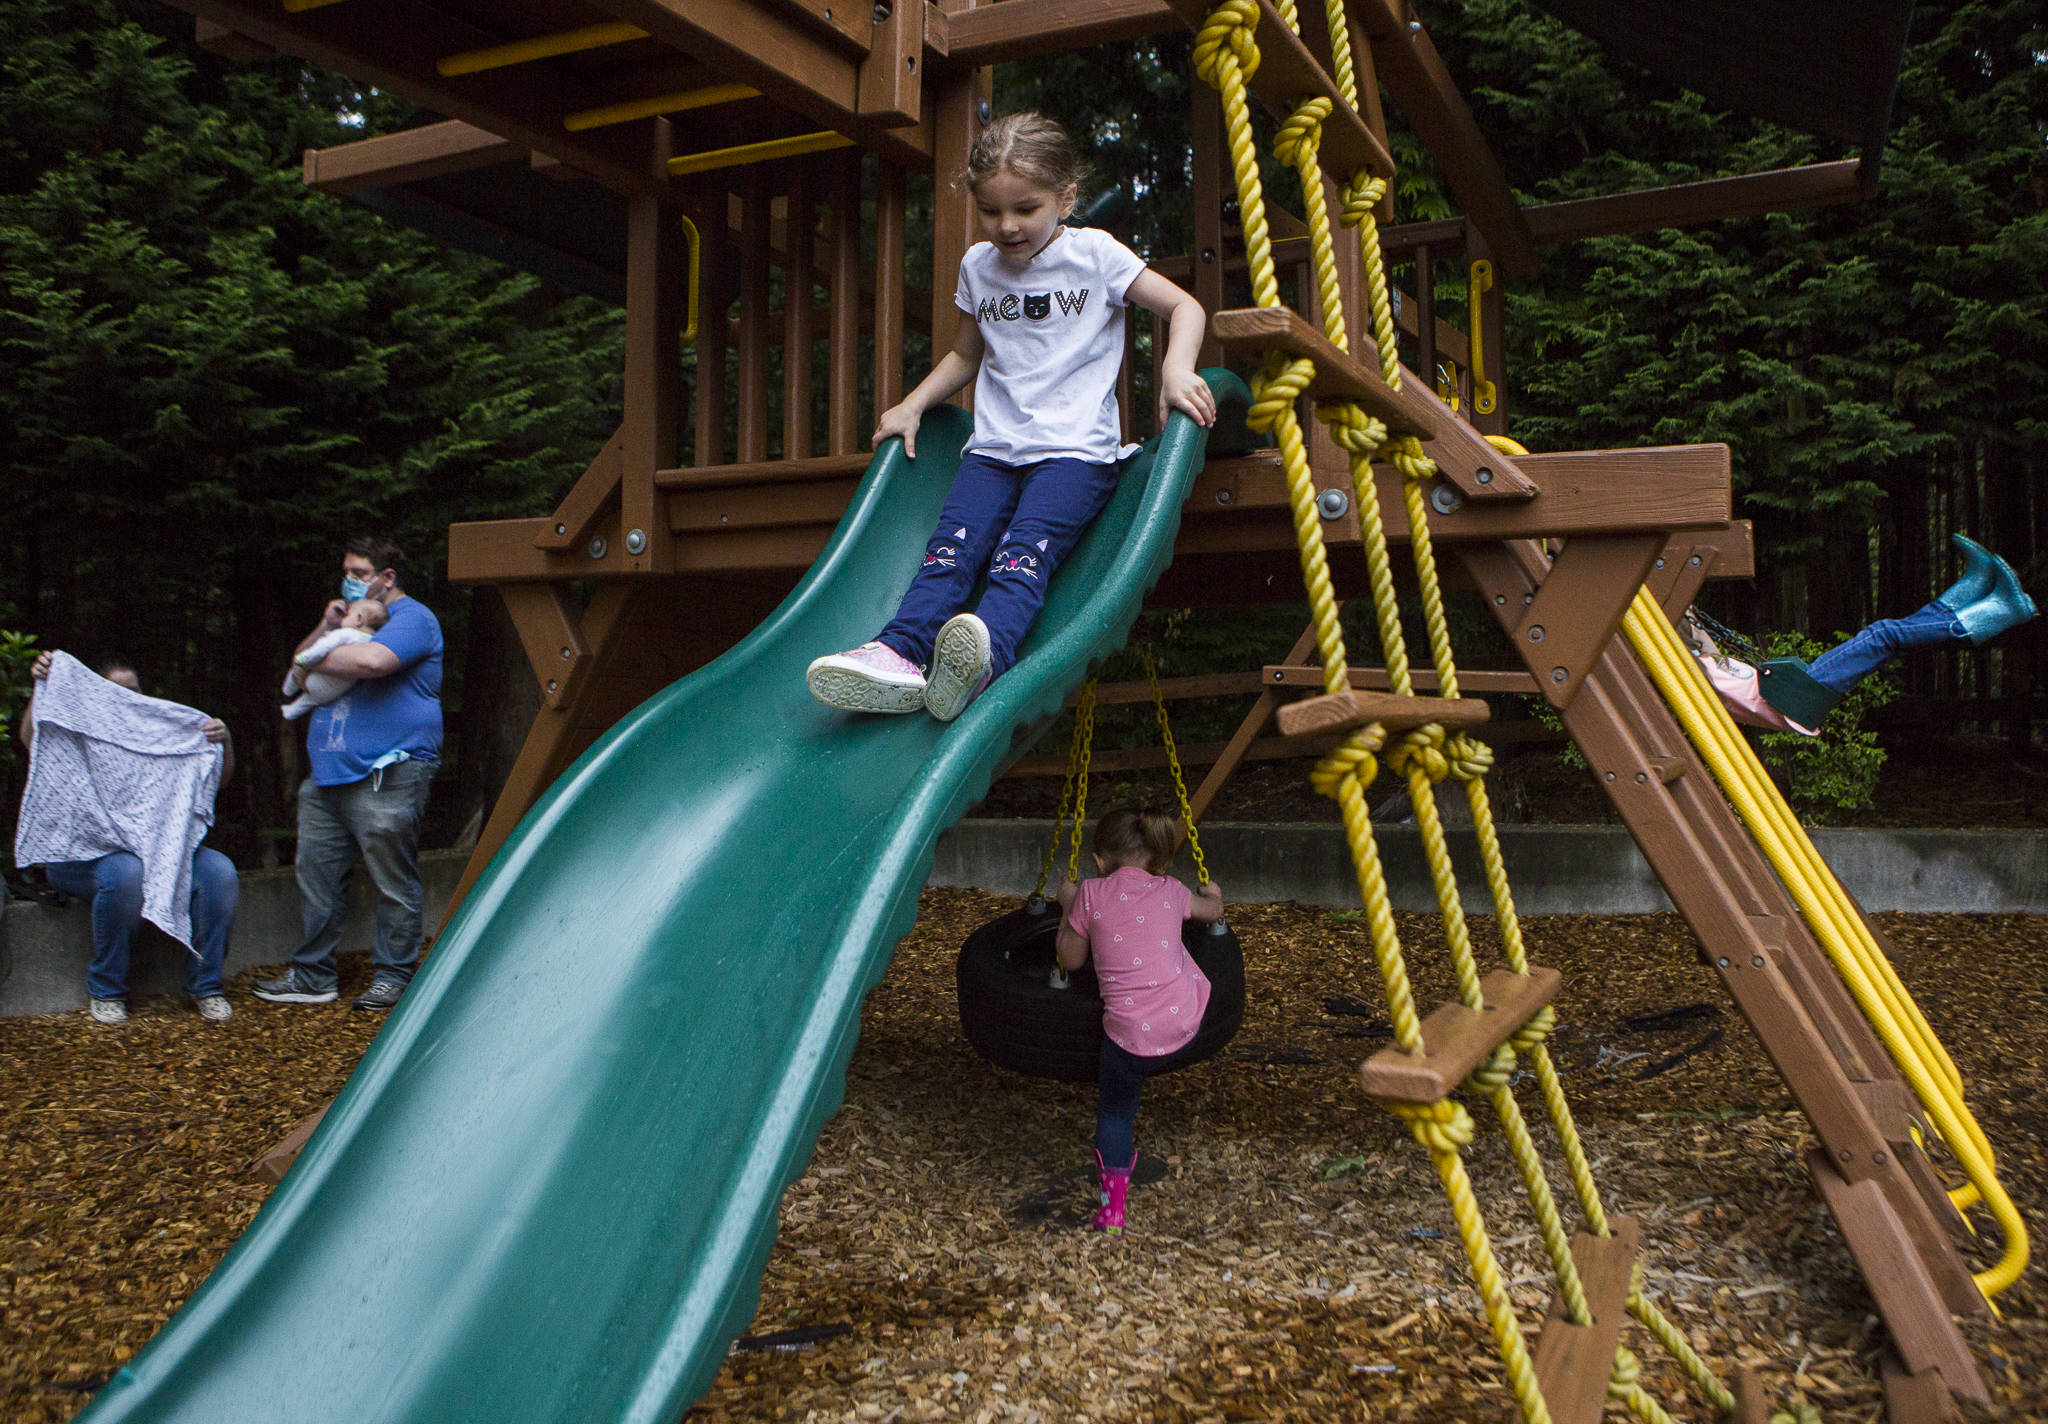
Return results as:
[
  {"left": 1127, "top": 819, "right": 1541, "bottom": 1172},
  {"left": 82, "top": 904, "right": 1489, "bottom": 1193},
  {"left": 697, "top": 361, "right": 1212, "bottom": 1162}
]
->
[{"left": 166, "top": 2, "right": 2016, "bottom": 1421}]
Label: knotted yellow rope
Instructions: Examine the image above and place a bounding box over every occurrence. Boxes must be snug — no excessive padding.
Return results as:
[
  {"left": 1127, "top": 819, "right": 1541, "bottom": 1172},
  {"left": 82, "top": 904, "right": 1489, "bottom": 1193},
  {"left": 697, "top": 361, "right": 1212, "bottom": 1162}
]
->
[{"left": 1193, "top": 4, "right": 1747, "bottom": 1416}]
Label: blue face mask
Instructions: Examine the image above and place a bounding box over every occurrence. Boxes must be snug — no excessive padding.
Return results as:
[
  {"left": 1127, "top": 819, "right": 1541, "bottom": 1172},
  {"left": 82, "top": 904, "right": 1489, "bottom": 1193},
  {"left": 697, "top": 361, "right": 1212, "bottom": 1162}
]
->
[{"left": 341, "top": 574, "right": 370, "bottom": 601}]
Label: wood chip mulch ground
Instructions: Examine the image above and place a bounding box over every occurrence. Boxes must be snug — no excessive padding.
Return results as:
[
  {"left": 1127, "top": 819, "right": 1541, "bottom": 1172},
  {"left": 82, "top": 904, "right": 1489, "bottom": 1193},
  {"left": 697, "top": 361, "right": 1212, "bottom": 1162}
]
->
[{"left": 3, "top": 901, "right": 2045, "bottom": 1423}]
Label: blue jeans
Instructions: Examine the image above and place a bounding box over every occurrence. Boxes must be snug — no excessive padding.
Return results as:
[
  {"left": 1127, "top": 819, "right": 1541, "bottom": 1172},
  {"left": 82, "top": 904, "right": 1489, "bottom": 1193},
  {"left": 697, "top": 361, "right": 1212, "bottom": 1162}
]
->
[
  {"left": 1807, "top": 601, "right": 1962, "bottom": 694},
  {"left": 44, "top": 848, "right": 238, "bottom": 1002},
  {"left": 1095, "top": 1032, "right": 1209, "bottom": 1166},
  {"left": 878, "top": 452, "right": 1124, "bottom": 677},
  {"left": 288, "top": 760, "right": 434, "bottom": 992}
]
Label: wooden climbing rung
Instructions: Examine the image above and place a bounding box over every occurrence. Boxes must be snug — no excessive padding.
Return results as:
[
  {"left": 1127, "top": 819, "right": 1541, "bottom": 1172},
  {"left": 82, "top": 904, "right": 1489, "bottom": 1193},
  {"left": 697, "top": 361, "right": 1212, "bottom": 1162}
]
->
[
  {"left": 1274, "top": 688, "right": 1489, "bottom": 740},
  {"left": 1163, "top": 0, "right": 1397, "bottom": 183},
  {"left": 249, "top": 1105, "right": 327, "bottom": 1185},
  {"left": 1210, "top": 306, "right": 1432, "bottom": 440},
  {"left": 1529, "top": 1217, "right": 1641, "bottom": 1424},
  {"left": 1734, "top": 1368, "right": 1774, "bottom": 1424},
  {"left": 1358, "top": 967, "right": 1560, "bottom": 1103}
]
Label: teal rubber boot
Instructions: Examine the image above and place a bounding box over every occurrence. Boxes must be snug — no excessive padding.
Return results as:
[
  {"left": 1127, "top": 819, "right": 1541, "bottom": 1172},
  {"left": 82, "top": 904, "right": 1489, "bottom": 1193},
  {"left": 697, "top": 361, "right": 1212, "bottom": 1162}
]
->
[
  {"left": 1936, "top": 533, "right": 2000, "bottom": 611},
  {"left": 1952, "top": 545, "right": 2038, "bottom": 646}
]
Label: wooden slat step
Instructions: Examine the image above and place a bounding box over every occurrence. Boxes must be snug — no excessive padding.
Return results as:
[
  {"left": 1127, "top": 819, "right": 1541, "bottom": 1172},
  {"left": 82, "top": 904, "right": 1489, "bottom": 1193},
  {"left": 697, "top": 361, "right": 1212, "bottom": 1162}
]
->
[
  {"left": 1210, "top": 305, "right": 1430, "bottom": 439},
  {"left": 1529, "top": 1217, "right": 1640, "bottom": 1424},
  {"left": 1164, "top": 0, "right": 1395, "bottom": 182},
  {"left": 1359, "top": 967, "right": 1560, "bottom": 1104},
  {"left": 1275, "top": 688, "right": 1489, "bottom": 739},
  {"left": 1733, "top": 1368, "right": 1771, "bottom": 1424},
  {"left": 1806, "top": 1149, "right": 1988, "bottom": 1405},
  {"left": 1882, "top": 1353, "right": 1959, "bottom": 1423}
]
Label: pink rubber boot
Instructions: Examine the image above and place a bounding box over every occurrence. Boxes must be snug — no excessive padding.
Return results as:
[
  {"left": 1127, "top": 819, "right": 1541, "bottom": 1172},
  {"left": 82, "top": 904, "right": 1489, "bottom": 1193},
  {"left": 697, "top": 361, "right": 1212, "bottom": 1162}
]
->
[{"left": 1092, "top": 1150, "right": 1134, "bottom": 1236}]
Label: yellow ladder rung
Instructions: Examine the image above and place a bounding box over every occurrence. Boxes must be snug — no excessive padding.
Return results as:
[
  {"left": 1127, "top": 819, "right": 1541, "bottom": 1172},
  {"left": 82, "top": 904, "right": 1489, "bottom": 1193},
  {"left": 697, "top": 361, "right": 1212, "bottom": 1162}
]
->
[
  {"left": 667, "top": 131, "right": 855, "bottom": 177},
  {"left": 565, "top": 84, "right": 760, "bottom": 132},
  {"left": 1358, "top": 968, "right": 1560, "bottom": 1104},
  {"left": 438, "top": 22, "right": 646, "bottom": 78}
]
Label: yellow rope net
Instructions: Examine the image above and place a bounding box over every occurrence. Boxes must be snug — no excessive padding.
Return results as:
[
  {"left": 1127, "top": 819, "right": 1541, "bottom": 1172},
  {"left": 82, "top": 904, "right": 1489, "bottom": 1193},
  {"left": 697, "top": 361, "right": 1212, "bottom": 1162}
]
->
[{"left": 1192, "top": 2, "right": 1771, "bottom": 1417}]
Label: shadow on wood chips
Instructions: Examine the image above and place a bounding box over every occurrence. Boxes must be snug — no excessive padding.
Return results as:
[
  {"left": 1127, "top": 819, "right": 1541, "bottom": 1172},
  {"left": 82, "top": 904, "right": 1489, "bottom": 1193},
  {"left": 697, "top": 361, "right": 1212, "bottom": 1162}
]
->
[{"left": 3, "top": 901, "right": 2045, "bottom": 1422}]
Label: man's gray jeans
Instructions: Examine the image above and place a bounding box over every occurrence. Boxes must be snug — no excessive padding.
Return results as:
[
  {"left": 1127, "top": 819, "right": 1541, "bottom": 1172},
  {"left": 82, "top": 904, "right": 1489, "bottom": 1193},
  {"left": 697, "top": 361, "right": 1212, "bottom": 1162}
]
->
[{"left": 288, "top": 760, "right": 434, "bottom": 991}]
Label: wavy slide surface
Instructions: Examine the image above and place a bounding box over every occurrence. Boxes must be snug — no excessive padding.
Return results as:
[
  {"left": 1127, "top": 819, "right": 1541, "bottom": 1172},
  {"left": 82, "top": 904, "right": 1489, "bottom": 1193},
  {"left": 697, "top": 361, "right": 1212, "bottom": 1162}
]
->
[{"left": 78, "top": 383, "right": 1235, "bottom": 1424}]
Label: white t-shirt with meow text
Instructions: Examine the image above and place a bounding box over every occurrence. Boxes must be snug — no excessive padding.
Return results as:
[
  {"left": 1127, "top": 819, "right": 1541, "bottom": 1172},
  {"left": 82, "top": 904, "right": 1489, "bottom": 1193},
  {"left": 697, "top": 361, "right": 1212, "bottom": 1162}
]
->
[{"left": 953, "top": 224, "right": 1149, "bottom": 465}]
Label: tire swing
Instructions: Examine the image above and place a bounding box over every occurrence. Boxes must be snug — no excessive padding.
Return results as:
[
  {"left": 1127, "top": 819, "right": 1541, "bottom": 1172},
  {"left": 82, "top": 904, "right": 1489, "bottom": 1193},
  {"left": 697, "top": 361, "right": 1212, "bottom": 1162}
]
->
[{"left": 955, "top": 657, "right": 1245, "bottom": 1083}]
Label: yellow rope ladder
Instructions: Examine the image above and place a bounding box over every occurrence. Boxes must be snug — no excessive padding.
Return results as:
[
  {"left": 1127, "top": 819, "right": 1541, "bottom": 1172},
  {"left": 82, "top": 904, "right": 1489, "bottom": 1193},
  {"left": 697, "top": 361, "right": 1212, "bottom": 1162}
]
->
[{"left": 1192, "top": 2, "right": 1777, "bottom": 1417}]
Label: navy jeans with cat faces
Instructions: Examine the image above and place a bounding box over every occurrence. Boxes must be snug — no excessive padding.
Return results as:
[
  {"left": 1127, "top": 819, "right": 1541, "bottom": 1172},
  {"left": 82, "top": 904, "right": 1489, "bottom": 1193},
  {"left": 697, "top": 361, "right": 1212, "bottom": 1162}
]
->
[{"left": 878, "top": 451, "right": 1123, "bottom": 677}]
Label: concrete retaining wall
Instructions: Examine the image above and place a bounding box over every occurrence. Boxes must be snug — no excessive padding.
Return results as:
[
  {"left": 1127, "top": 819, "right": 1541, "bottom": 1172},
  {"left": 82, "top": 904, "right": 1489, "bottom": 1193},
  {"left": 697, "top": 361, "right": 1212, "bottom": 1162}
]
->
[
  {"left": 7, "top": 824, "right": 2043, "bottom": 1017},
  {"left": 0, "top": 851, "right": 470, "bottom": 1017},
  {"left": 928, "top": 820, "right": 2048, "bottom": 916}
]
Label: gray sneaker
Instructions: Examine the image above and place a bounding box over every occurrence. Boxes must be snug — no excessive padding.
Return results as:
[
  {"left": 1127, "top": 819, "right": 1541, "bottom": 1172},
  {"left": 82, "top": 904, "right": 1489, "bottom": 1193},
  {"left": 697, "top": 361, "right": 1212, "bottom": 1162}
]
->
[
  {"left": 352, "top": 977, "right": 407, "bottom": 1011},
  {"left": 924, "top": 613, "right": 993, "bottom": 722},
  {"left": 252, "top": 970, "right": 338, "bottom": 1004},
  {"left": 89, "top": 998, "right": 128, "bottom": 1025},
  {"left": 195, "top": 995, "right": 233, "bottom": 1023}
]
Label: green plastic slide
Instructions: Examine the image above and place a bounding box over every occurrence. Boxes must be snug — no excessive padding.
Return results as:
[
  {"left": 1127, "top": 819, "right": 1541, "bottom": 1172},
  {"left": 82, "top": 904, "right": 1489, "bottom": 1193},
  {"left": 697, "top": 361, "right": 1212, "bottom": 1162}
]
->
[{"left": 77, "top": 373, "right": 1247, "bottom": 1424}]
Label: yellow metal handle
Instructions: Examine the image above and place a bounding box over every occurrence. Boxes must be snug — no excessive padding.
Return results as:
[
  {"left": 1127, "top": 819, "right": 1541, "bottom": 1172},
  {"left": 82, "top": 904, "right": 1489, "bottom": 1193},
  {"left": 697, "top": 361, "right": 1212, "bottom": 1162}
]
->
[
  {"left": 678, "top": 214, "right": 700, "bottom": 347},
  {"left": 1467, "top": 259, "right": 1496, "bottom": 416}
]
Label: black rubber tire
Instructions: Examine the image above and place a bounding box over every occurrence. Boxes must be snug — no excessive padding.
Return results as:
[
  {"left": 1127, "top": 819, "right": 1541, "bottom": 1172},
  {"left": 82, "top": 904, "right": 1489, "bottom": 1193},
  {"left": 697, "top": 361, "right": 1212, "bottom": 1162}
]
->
[{"left": 955, "top": 905, "right": 1245, "bottom": 1083}]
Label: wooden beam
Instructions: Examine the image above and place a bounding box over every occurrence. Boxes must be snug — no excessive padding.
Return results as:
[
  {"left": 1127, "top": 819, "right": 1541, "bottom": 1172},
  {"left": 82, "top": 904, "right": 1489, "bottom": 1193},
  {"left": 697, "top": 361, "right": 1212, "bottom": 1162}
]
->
[
  {"left": 939, "top": 0, "right": 1175, "bottom": 68},
  {"left": 589, "top": 0, "right": 931, "bottom": 162},
  {"left": 499, "top": 583, "right": 593, "bottom": 709},
  {"left": 534, "top": 428, "right": 624, "bottom": 551},
  {"left": 1510, "top": 534, "right": 1666, "bottom": 710},
  {"left": 621, "top": 118, "right": 682, "bottom": 573},
  {"left": 196, "top": 16, "right": 272, "bottom": 61},
  {"left": 857, "top": 0, "right": 921, "bottom": 125},
  {"left": 655, "top": 451, "right": 869, "bottom": 490},
  {"left": 302, "top": 120, "right": 522, "bottom": 196},
  {"left": 874, "top": 162, "right": 907, "bottom": 411},
  {"left": 1351, "top": 0, "right": 1539, "bottom": 280},
  {"left": 1264, "top": 665, "right": 1541, "bottom": 694},
  {"left": 1525, "top": 161, "right": 1867, "bottom": 245},
  {"left": 174, "top": 0, "right": 678, "bottom": 200},
  {"left": 782, "top": 156, "right": 818, "bottom": 459}
]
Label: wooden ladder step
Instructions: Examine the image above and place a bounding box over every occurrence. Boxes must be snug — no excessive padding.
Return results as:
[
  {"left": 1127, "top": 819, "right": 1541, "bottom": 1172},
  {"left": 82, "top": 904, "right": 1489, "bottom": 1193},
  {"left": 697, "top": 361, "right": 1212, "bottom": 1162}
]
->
[
  {"left": 1275, "top": 688, "right": 1490, "bottom": 740},
  {"left": 1359, "top": 967, "right": 1560, "bottom": 1103},
  {"left": 1733, "top": 1368, "right": 1771, "bottom": 1424},
  {"left": 1164, "top": 0, "right": 1395, "bottom": 183},
  {"left": 1529, "top": 1217, "right": 1640, "bottom": 1424},
  {"left": 1211, "top": 305, "right": 1430, "bottom": 439}
]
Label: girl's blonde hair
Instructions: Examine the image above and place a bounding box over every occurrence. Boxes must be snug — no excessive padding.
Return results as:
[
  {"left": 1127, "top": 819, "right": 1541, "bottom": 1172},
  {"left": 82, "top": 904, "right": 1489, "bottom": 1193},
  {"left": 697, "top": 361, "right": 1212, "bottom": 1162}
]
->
[
  {"left": 963, "top": 111, "right": 1084, "bottom": 196},
  {"left": 1092, "top": 805, "right": 1178, "bottom": 877}
]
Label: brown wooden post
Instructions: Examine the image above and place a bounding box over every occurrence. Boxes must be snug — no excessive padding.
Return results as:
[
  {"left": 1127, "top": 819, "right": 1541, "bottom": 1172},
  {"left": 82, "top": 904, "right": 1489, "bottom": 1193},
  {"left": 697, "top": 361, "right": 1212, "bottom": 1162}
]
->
[
  {"left": 622, "top": 118, "right": 682, "bottom": 574},
  {"left": 783, "top": 155, "right": 818, "bottom": 459},
  {"left": 736, "top": 167, "right": 772, "bottom": 461},
  {"left": 1190, "top": 82, "right": 1226, "bottom": 368},
  {"left": 930, "top": 57, "right": 991, "bottom": 396},
  {"left": 874, "top": 163, "right": 908, "bottom": 412},
  {"left": 693, "top": 187, "right": 729, "bottom": 468},
  {"left": 827, "top": 153, "right": 863, "bottom": 454}
]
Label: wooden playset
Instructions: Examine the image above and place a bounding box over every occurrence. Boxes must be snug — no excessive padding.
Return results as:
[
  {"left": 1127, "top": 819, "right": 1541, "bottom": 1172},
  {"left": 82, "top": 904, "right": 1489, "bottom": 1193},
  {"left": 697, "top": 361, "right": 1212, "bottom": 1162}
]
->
[{"left": 178, "top": 1, "right": 2019, "bottom": 1419}]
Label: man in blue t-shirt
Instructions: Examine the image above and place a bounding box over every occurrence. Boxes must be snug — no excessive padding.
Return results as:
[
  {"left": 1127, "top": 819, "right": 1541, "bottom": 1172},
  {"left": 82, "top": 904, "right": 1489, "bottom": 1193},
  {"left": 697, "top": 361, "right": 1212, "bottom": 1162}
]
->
[{"left": 255, "top": 536, "right": 442, "bottom": 1012}]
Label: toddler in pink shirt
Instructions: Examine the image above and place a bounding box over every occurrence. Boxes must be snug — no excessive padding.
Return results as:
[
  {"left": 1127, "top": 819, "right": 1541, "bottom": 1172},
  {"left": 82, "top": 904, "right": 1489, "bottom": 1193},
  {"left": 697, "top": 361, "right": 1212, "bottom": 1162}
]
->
[{"left": 1057, "top": 806, "right": 1224, "bottom": 1236}]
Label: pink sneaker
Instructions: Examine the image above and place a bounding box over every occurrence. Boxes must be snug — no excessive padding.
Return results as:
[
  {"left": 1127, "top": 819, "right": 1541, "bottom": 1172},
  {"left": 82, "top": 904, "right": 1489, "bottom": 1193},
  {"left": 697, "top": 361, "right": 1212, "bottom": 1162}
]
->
[
  {"left": 807, "top": 641, "right": 927, "bottom": 714},
  {"left": 924, "top": 613, "right": 993, "bottom": 722}
]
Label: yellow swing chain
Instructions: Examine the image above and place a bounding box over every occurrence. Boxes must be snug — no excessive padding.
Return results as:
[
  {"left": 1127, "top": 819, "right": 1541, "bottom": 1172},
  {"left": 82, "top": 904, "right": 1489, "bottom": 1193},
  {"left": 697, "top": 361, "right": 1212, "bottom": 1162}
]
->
[
  {"left": 1034, "top": 680, "right": 1098, "bottom": 900},
  {"left": 1142, "top": 651, "right": 1209, "bottom": 888}
]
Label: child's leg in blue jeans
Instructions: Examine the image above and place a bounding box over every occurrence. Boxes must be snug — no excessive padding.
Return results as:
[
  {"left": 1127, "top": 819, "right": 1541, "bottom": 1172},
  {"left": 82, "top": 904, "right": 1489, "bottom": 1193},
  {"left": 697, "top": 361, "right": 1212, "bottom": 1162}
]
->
[
  {"left": 976, "top": 457, "right": 1124, "bottom": 677},
  {"left": 1806, "top": 601, "right": 1963, "bottom": 694},
  {"left": 877, "top": 454, "right": 1023, "bottom": 668},
  {"left": 1094, "top": 1037, "right": 1147, "bottom": 1167}
]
